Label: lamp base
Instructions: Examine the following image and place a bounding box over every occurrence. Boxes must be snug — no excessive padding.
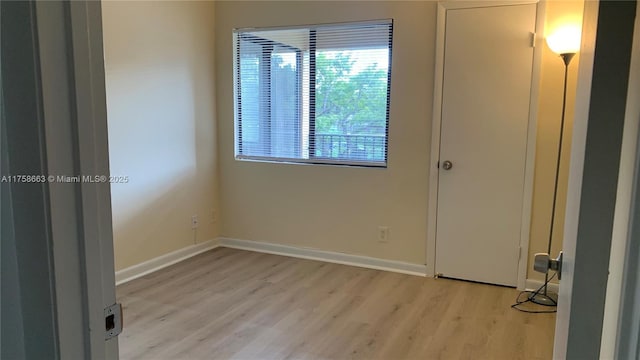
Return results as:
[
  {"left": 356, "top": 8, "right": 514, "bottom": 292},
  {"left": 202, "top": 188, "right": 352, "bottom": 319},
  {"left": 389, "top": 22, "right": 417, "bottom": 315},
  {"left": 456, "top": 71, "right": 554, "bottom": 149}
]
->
[{"left": 528, "top": 291, "right": 558, "bottom": 306}]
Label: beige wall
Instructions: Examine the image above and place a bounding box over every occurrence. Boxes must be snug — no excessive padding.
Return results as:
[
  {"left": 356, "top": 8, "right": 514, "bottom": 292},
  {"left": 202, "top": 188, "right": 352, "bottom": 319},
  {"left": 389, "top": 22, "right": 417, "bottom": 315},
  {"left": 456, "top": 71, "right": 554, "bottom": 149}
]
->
[
  {"left": 104, "top": 0, "right": 584, "bottom": 280},
  {"left": 528, "top": 0, "right": 584, "bottom": 282},
  {"left": 103, "top": 1, "right": 219, "bottom": 271},
  {"left": 216, "top": 1, "right": 434, "bottom": 265}
]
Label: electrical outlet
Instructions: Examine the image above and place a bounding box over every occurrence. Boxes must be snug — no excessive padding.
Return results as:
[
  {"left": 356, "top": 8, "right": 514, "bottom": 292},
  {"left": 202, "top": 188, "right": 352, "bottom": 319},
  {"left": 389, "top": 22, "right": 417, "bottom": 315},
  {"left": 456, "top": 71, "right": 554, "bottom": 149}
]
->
[
  {"left": 191, "top": 215, "right": 199, "bottom": 230},
  {"left": 378, "top": 226, "right": 389, "bottom": 243}
]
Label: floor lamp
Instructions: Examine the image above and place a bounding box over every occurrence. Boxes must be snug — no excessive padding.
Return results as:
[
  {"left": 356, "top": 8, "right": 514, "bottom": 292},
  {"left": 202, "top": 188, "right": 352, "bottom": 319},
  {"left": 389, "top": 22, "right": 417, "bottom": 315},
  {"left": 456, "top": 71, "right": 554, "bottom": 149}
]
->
[{"left": 530, "top": 26, "right": 582, "bottom": 307}]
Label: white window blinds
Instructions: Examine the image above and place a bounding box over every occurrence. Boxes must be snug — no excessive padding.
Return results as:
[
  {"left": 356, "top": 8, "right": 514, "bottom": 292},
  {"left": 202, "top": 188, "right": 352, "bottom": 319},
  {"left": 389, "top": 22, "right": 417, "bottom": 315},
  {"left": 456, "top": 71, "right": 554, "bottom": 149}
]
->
[{"left": 233, "top": 20, "right": 393, "bottom": 167}]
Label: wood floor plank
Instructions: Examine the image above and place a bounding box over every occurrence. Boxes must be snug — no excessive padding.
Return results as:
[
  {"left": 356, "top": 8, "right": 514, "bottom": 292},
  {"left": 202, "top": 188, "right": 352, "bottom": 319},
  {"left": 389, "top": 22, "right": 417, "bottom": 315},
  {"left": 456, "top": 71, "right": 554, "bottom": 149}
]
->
[{"left": 117, "top": 247, "right": 555, "bottom": 360}]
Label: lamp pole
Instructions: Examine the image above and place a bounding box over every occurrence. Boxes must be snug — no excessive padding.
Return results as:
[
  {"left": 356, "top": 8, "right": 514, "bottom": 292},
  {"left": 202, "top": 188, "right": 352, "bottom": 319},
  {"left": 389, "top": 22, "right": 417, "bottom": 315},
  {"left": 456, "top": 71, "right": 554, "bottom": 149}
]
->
[{"left": 530, "top": 52, "right": 575, "bottom": 306}]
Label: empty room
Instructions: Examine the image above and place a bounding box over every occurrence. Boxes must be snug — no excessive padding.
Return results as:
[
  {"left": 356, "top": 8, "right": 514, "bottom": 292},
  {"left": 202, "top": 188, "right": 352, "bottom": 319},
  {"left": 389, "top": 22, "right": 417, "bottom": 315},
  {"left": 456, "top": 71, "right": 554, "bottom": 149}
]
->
[
  {"left": 3, "top": 0, "right": 640, "bottom": 359},
  {"left": 103, "top": 0, "right": 575, "bottom": 357}
]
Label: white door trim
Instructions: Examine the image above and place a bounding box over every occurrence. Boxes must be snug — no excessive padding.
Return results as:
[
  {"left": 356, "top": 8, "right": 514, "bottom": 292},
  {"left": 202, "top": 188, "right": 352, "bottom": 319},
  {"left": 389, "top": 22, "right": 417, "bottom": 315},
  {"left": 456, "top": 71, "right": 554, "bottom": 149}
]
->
[
  {"left": 611, "top": 2, "right": 640, "bottom": 357},
  {"left": 35, "top": 1, "right": 118, "bottom": 358},
  {"left": 426, "top": 0, "right": 545, "bottom": 290},
  {"left": 553, "top": 1, "right": 638, "bottom": 357},
  {"left": 68, "top": 2, "right": 119, "bottom": 358}
]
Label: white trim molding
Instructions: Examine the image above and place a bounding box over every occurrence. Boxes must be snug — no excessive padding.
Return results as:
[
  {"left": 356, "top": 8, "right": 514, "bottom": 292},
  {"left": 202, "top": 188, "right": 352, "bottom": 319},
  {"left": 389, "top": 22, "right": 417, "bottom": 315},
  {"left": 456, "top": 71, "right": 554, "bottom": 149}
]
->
[
  {"left": 115, "top": 239, "right": 220, "bottom": 285},
  {"left": 525, "top": 278, "right": 560, "bottom": 294},
  {"left": 219, "top": 238, "right": 428, "bottom": 277},
  {"left": 115, "top": 237, "right": 427, "bottom": 286}
]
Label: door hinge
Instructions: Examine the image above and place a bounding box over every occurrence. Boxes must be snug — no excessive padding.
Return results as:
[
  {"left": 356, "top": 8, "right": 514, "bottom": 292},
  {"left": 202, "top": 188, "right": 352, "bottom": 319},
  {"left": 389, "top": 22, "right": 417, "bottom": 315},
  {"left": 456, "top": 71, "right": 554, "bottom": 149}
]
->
[
  {"left": 518, "top": 246, "right": 522, "bottom": 262},
  {"left": 104, "top": 303, "right": 123, "bottom": 340},
  {"left": 530, "top": 32, "right": 536, "bottom": 48}
]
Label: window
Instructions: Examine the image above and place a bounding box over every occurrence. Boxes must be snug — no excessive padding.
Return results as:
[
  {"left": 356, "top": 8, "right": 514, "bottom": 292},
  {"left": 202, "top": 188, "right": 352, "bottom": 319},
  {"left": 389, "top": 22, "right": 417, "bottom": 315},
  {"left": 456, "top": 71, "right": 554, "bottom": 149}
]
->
[{"left": 234, "top": 20, "right": 393, "bottom": 167}]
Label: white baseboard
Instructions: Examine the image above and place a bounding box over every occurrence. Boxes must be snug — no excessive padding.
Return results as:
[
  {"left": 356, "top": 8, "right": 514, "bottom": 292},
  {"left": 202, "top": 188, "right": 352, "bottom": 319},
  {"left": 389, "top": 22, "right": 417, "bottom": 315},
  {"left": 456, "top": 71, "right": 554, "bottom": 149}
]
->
[
  {"left": 525, "top": 278, "right": 560, "bottom": 294},
  {"left": 115, "top": 237, "right": 545, "bottom": 290},
  {"left": 218, "top": 237, "right": 427, "bottom": 277},
  {"left": 115, "top": 239, "right": 219, "bottom": 285}
]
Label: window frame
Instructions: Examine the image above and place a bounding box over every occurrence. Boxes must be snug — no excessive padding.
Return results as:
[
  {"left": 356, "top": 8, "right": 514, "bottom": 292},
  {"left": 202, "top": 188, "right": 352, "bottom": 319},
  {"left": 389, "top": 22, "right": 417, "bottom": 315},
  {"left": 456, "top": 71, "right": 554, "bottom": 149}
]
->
[{"left": 233, "top": 19, "right": 393, "bottom": 168}]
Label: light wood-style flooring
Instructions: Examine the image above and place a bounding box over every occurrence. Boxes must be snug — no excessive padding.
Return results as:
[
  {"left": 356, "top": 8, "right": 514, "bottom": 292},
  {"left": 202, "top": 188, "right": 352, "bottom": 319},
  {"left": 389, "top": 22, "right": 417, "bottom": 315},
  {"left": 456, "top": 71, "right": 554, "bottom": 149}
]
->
[{"left": 117, "top": 247, "right": 555, "bottom": 360}]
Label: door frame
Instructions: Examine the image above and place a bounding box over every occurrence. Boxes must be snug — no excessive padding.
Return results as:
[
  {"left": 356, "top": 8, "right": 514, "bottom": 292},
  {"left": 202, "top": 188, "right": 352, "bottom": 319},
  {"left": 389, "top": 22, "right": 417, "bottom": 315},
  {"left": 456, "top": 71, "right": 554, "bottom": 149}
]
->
[
  {"left": 426, "top": 0, "right": 545, "bottom": 289},
  {"left": 615, "top": 4, "right": 640, "bottom": 353},
  {"left": 31, "top": 1, "right": 117, "bottom": 358},
  {"left": 553, "top": 0, "right": 638, "bottom": 357},
  {"left": 66, "top": 1, "right": 119, "bottom": 358}
]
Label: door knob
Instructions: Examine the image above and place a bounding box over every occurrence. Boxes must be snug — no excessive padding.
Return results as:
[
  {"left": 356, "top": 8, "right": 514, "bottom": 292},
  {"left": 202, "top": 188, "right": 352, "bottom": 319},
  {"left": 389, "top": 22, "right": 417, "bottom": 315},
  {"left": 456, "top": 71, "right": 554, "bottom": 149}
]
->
[
  {"left": 533, "top": 251, "right": 563, "bottom": 280},
  {"left": 442, "top": 160, "right": 453, "bottom": 170}
]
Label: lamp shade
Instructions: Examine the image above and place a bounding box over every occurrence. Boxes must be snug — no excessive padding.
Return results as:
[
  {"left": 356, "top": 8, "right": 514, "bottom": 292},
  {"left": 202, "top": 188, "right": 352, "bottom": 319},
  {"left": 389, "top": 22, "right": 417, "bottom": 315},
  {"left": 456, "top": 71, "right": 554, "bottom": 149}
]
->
[{"left": 546, "top": 25, "right": 581, "bottom": 55}]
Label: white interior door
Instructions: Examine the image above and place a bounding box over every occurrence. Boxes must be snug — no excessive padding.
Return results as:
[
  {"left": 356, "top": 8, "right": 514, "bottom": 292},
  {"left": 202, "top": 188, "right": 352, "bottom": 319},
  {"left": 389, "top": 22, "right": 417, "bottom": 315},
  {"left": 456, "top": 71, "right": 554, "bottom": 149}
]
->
[{"left": 435, "top": 4, "right": 536, "bottom": 287}]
